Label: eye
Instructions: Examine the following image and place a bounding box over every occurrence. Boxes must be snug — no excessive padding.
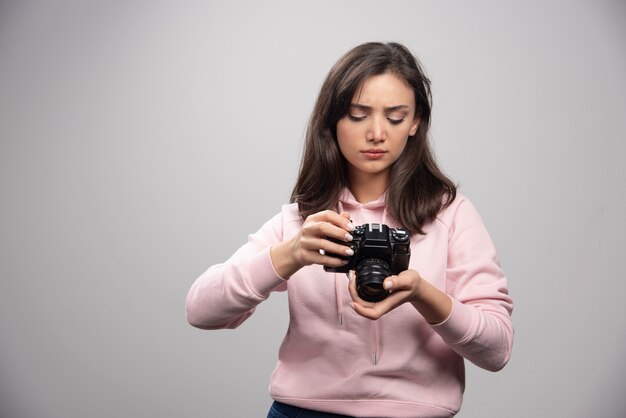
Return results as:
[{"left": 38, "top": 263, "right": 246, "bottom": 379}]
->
[
  {"left": 386, "top": 110, "right": 408, "bottom": 125},
  {"left": 387, "top": 118, "right": 405, "bottom": 125},
  {"left": 347, "top": 114, "right": 367, "bottom": 122}
]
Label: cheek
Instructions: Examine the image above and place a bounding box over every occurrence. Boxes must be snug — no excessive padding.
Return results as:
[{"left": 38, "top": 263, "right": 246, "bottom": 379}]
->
[
  {"left": 391, "top": 137, "right": 410, "bottom": 159},
  {"left": 336, "top": 122, "right": 360, "bottom": 149}
]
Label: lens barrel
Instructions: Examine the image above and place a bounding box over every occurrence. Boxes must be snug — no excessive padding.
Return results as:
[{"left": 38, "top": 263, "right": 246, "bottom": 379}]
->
[{"left": 355, "top": 258, "right": 391, "bottom": 302}]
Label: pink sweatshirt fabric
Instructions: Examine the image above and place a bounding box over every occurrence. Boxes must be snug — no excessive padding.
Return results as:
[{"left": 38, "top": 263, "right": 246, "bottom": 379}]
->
[{"left": 186, "top": 190, "right": 513, "bottom": 417}]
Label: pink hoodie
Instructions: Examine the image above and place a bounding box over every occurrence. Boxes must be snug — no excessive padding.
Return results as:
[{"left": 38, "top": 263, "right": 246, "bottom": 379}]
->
[{"left": 186, "top": 190, "right": 513, "bottom": 417}]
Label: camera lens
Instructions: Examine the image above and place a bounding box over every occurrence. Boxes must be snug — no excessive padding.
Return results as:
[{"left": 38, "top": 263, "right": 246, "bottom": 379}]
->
[{"left": 355, "top": 258, "right": 391, "bottom": 302}]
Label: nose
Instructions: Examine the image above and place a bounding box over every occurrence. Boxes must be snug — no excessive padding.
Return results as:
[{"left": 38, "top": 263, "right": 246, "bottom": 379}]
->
[{"left": 366, "top": 115, "right": 387, "bottom": 143}]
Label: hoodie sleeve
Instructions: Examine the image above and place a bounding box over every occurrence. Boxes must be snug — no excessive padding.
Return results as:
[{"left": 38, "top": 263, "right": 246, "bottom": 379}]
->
[
  {"left": 430, "top": 197, "right": 514, "bottom": 372},
  {"left": 185, "top": 211, "right": 288, "bottom": 330}
]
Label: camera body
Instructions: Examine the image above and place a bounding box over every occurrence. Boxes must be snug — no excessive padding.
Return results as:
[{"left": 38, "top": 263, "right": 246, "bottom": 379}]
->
[{"left": 324, "top": 223, "right": 411, "bottom": 302}]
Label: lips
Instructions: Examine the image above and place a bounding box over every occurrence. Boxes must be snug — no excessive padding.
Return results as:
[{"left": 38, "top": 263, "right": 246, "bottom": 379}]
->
[{"left": 361, "top": 149, "right": 387, "bottom": 159}]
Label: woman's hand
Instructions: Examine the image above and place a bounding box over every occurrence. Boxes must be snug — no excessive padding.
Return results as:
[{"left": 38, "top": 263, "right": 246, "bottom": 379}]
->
[
  {"left": 270, "top": 210, "right": 356, "bottom": 279},
  {"left": 349, "top": 269, "right": 452, "bottom": 323},
  {"left": 348, "top": 269, "right": 422, "bottom": 320}
]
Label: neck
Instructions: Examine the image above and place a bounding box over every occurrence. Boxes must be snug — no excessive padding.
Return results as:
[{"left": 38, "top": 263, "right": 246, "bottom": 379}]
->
[{"left": 348, "top": 170, "right": 389, "bottom": 203}]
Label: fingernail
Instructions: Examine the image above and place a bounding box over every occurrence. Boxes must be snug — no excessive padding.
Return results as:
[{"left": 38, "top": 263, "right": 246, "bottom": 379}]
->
[
  {"left": 384, "top": 281, "right": 392, "bottom": 289},
  {"left": 345, "top": 233, "right": 353, "bottom": 241},
  {"left": 345, "top": 248, "right": 354, "bottom": 256},
  {"left": 346, "top": 222, "right": 356, "bottom": 232},
  {"left": 350, "top": 303, "right": 356, "bottom": 310}
]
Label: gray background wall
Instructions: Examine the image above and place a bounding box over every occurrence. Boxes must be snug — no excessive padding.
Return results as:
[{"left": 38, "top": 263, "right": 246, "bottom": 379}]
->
[{"left": 1, "top": 1, "right": 625, "bottom": 417}]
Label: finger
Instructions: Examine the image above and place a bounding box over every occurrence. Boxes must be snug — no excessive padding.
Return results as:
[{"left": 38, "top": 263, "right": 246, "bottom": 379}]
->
[
  {"left": 303, "top": 237, "right": 355, "bottom": 259},
  {"left": 382, "top": 276, "right": 396, "bottom": 293},
  {"left": 347, "top": 275, "right": 377, "bottom": 308},
  {"left": 351, "top": 302, "right": 385, "bottom": 320},
  {"left": 383, "top": 270, "right": 421, "bottom": 293},
  {"left": 351, "top": 292, "right": 406, "bottom": 320},
  {"left": 319, "top": 254, "right": 350, "bottom": 268},
  {"left": 309, "top": 210, "right": 355, "bottom": 232},
  {"left": 347, "top": 273, "right": 358, "bottom": 299},
  {"left": 300, "top": 247, "right": 349, "bottom": 268},
  {"left": 309, "top": 221, "right": 354, "bottom": 243}
]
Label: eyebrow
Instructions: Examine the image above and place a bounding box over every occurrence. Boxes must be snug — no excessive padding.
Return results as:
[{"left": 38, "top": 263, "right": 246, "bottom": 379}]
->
[{"left": 350, "top": 103, "right": 410, "bottom": 112}]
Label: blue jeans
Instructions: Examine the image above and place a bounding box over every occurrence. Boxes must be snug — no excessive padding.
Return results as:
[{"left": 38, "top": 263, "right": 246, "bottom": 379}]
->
[{"left": 267, "top": 401, "right": 355, "bottom": 418}]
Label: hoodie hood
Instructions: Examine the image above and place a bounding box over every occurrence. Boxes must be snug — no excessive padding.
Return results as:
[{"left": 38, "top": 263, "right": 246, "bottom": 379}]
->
[{"left": 337, "top": 188, "right": 388, "bottom": 214}]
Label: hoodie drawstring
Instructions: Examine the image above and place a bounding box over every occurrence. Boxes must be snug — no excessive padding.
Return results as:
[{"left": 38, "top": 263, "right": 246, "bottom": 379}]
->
[
  {"left": 369, "top": 206, "right": 387, "bottom": 365},
  {"left": 335, "top": 273, "right": 344, "bottom": 325},
  {"left": 336, "top": 200, "right": 346, "bottom": 326},
  {"left": 333, "top": 196, "right": 389, "bottom": 365}
]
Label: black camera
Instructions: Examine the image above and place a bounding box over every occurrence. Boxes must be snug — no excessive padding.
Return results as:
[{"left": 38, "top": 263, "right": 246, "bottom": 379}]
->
[{"left": 324, "top": 223, "right": 411, "bottom": 302}]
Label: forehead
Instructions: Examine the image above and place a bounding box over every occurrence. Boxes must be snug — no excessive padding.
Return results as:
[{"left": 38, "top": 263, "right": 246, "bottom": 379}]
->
[{"left": 352, "top": 72, "right": 415, "bottom": 107}]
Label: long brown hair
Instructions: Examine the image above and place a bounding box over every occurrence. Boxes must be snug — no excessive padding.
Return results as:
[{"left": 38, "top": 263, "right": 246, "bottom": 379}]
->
[{"left": 290, "top": 42, "right": 456, "bottom": 234}]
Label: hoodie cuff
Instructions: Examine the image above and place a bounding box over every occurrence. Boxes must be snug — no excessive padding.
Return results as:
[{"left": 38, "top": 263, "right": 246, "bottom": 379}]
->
[
  {"left": 243, "top": 247, "right": 287, "bottom": 298},
  {"left": 429, "top": 297, "right": 475, "bottom": 344}
]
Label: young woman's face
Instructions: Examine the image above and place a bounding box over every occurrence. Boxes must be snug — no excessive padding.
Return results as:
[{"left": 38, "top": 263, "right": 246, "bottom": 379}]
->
[{"left": 336, "top": 72, "right": 419, "bottom": 183}]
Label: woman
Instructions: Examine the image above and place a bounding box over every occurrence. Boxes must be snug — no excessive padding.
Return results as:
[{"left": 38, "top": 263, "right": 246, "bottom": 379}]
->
[{"left": 186, "top": 42, "right": 513, "bottom": 418}]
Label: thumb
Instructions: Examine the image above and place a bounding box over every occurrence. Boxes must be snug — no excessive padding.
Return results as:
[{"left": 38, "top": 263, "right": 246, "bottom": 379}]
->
[
  {"left": 384, "top": 270, "right": 420, "bottom": 292},
  {"left": 383, "top": 273, "right": 409, "bottom": 291},
  {"left": 383, "top": 276, "right": 396, "bottom": 292}
]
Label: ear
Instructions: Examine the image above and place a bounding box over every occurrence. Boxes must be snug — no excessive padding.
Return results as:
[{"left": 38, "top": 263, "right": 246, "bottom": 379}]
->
[{"left": 409, "top": 117, "right": 420, "bottom": 137}]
